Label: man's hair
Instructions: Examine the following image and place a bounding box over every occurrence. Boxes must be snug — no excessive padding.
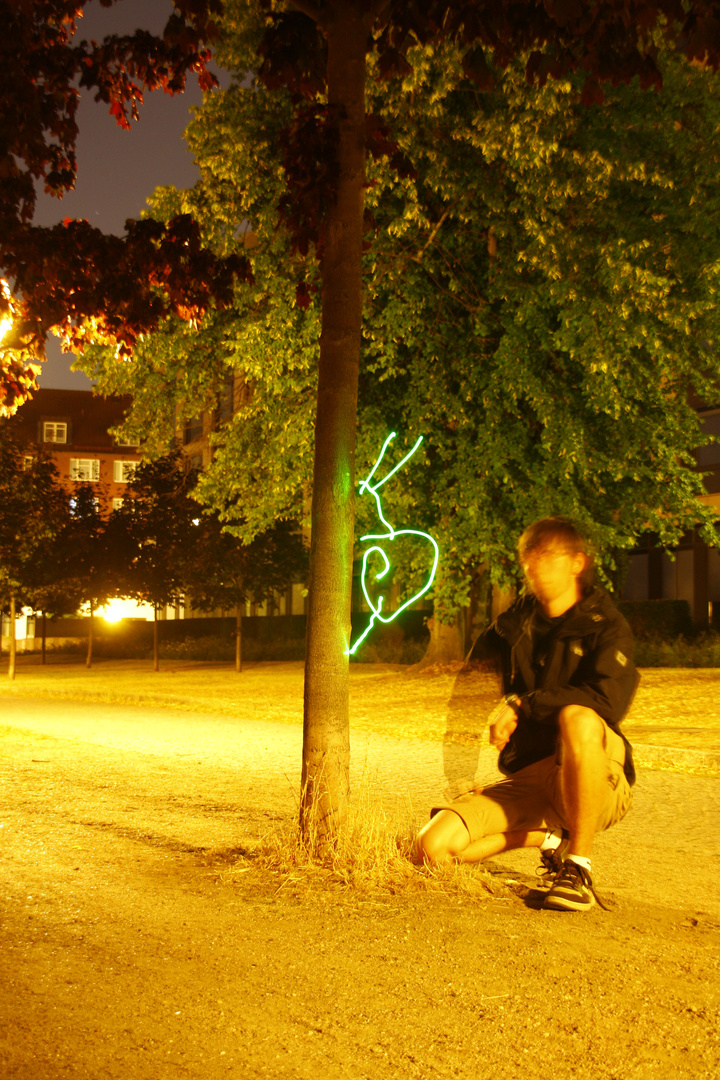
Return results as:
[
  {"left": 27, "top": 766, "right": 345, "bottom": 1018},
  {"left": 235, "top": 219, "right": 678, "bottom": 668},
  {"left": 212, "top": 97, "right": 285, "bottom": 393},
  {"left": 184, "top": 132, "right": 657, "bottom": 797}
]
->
[{"left": 518, "top": 517, "right": 595, "bottom": 589}]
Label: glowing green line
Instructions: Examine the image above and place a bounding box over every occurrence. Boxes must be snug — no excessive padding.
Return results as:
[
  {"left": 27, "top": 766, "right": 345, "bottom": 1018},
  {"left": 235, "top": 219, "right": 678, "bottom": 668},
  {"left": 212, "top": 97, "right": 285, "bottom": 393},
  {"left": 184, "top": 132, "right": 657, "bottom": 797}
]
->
[
  {"left": 372, "top": 435, "right": 424, "bottom": 491},
  {"left": 359, "top": 431, "right": 397, "bottom": 492},
  {"left": 347, "top": 433, "right": 439, "bottom": 656}
]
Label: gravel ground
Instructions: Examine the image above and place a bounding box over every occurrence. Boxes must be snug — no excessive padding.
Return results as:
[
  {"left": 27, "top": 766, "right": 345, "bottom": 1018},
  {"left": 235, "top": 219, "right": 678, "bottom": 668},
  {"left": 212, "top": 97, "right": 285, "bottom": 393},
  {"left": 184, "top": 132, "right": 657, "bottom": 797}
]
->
[{"left": 1, "top": 663, "right": 719, "bottom": 1079}]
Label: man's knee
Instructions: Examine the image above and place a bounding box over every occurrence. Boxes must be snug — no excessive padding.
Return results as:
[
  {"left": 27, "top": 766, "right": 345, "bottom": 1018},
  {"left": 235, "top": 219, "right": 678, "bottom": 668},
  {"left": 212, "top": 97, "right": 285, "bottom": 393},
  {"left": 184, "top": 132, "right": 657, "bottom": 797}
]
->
[
  {"left": 557, "top": 704, "right": 606, "bottom": 754},
  {"left": 416, "top": 810, "right": 470, "bottom": 865}
]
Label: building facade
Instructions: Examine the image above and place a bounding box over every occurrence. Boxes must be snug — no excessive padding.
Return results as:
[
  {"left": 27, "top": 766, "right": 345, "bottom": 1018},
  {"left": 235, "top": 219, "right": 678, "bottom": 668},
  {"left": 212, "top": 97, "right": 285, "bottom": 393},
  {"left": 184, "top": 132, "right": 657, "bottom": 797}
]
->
[
  {"left": 6, "top": 387, "right": 142, "bottom": 512},
  {"left": 621, "top": 404, "right": 720, "bottom": 626}
]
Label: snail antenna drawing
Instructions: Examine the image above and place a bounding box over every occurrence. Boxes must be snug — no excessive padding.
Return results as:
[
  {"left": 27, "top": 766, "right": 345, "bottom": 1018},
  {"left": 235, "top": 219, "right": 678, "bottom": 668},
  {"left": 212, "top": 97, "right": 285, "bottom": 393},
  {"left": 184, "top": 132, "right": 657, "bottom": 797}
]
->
[{"left": 347, "top": 432, "right": 439, "bottom": 656}]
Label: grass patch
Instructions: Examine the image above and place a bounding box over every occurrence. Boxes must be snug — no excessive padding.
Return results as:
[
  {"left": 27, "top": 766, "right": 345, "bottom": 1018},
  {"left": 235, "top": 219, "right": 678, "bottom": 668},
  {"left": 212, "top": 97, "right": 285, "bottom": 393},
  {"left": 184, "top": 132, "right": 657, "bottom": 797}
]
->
[{"left": 225, "top": 789, "right": 512, "bottom": 900}]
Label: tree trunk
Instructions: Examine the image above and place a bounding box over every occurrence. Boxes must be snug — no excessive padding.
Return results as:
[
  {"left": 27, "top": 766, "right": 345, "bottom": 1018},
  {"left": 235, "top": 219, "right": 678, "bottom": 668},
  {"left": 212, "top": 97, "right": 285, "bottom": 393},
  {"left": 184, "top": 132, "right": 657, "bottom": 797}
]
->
[
  {"left": 300, "top": 3, "right": 371, "bottom": 843},
  {"left": 86, "top": 601, "right": 94, "bottom": 668},
  {"left": 417, "top": 614, "right": 465, "bottom": 668},
  {"left": 235, "top": 607, "right": 242, "bottom": 673},
  {"left": 42, "top": 610, "right": 47, "bottom": 665},
  {"left": 153, "top": 605, "right": 159, "bottom": 671},
  {"left": 8, "top": 594, "right": 16, "bottom": 681}
]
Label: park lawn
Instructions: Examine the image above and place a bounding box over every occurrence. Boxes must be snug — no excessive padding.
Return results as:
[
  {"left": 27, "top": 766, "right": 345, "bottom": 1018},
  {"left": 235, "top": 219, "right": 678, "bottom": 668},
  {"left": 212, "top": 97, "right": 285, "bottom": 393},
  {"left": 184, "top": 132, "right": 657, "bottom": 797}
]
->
[{"left": 3, "top": 655, "right": 720, "bottom": 753}]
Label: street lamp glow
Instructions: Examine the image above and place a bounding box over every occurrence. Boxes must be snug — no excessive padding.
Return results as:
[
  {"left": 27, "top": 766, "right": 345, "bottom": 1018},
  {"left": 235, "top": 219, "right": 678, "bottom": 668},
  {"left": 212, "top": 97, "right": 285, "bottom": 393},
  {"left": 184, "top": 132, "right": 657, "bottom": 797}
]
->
[
  {"left": 99, "top": 598, "right": 154, "bottom": 622},
  {"left": 0, "top": 279, "right": 13, "bottom": 343}
]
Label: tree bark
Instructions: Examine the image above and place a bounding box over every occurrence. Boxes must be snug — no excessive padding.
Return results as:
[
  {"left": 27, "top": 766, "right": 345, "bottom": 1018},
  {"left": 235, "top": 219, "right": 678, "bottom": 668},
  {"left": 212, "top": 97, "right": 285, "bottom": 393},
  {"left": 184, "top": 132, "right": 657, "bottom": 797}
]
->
[
  {"left": 86, "top": 601, "right": 94, "bottom": 668},
  {"left": 235, "top": 607, "right": 242, "bottom": 673},
  {"left": 300, "top": 2, "right": 371, "bottom": 842},
  {"left": 8, "top": 594, "right": 16, "bottom": 681},
  {"left": 153, "top": 605, "right": 159, "bottom": 671},
  {"left": 42, "top": 610, "right": 47, "bottom": 665}
]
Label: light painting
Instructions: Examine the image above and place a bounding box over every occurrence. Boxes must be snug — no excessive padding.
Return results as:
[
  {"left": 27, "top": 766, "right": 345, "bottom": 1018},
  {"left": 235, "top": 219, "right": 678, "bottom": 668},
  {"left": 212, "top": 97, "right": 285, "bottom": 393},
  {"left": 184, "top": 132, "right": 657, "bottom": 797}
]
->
[{"left": 347, "top": 432, "right": 439, "bottom": 656}]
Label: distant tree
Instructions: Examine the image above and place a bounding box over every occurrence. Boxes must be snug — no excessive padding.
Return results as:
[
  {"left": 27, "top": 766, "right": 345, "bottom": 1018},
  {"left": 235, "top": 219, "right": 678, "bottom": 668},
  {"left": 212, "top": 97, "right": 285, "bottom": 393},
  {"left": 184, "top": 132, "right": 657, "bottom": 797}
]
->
[
  {"left": 110, "top": 451, "right": 201, "bottom": 670},
  {"left": 61, "top": 484, "right": 120, "bottom": 668},
  {"left": 189, "top": 517, "right": 308, "bottom": 671},
  {"left": 22, "top": 491, "right": 80, "bottom": 664},
  {"left": 0, "top": 428, "right": 67, "bottom": 677}
]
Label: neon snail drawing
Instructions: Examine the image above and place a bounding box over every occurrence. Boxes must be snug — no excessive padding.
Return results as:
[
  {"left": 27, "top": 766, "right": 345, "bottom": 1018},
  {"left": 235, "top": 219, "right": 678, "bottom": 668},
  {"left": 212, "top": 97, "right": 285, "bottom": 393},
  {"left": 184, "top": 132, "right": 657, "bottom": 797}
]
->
[{"left": 346, "top": 432, "right": 439, "bottom": 656}]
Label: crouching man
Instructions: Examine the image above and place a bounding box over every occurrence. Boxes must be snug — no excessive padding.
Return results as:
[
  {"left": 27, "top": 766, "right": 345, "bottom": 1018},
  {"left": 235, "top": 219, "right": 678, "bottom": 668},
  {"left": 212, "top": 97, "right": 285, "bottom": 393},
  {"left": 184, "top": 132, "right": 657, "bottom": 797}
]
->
[{"left": 417, "top": 517, "right": 638, "bottom": 911}]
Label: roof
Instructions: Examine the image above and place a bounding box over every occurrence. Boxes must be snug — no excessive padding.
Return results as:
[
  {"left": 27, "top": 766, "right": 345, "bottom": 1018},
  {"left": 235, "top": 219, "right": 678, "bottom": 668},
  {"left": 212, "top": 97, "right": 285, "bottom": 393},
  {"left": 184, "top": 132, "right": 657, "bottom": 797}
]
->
[{"left": 3, "top": 387, "right": 133, "bottom": 451}]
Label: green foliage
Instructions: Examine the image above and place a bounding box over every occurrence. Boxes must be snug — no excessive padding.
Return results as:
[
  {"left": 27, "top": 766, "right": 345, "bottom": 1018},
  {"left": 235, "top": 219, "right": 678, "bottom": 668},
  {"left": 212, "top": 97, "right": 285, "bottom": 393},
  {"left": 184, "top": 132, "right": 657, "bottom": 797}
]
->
[
  {"left": 0, "top": 425, "right": 69, "bottom": 608},
  {"left": 108, "top": 450, "right": 202, "bottom": 611},
  {"left": 61, "top": 483, "right": 116, "bottom": 615},
  {"left": 80, "top": 5, "right": 720, "bottom": 627},
  {"left": 160, "top": 633, "right": 307, "bottom": 663},
  {"left": 359, "top": 43, "right": 720, "bottom": 617},
  {"left": 188, "top": 516, "right": 307, "bottom": 615}
]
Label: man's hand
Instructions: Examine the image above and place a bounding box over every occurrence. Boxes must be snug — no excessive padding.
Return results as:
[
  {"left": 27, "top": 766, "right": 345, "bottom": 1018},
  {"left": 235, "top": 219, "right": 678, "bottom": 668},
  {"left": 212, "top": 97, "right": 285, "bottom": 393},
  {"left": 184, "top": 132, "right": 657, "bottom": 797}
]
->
[{"left": 488, "top": 704, "right": 518, "bottom": 752}]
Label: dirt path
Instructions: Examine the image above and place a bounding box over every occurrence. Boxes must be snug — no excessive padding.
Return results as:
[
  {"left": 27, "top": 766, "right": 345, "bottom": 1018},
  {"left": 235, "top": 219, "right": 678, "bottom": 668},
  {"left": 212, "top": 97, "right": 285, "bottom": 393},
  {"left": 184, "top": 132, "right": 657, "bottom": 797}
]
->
[{"left": 1, "top": 671, "right": 719, "bottom": 1079}]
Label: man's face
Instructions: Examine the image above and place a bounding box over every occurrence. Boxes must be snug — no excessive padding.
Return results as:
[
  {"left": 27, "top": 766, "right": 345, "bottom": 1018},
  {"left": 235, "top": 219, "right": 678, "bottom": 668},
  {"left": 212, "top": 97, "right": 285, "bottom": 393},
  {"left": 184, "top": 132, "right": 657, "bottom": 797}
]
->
[{"left": 521, "top": 544, "right": 585, "bottom": 610}]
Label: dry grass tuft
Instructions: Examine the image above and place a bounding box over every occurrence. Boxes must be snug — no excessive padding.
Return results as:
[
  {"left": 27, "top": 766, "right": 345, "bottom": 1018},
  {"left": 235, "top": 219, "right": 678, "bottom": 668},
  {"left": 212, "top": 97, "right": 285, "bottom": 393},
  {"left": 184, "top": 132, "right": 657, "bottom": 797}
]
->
[{"left": 225, "top": 788, "right": 513, "bottom": 901}]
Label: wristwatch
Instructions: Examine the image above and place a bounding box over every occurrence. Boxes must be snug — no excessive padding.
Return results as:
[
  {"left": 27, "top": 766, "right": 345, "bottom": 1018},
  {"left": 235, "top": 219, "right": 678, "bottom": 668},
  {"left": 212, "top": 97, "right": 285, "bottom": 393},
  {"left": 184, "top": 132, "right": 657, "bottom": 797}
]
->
[{"left": 504, "top": 694, "right": 522, "bottom": 716}]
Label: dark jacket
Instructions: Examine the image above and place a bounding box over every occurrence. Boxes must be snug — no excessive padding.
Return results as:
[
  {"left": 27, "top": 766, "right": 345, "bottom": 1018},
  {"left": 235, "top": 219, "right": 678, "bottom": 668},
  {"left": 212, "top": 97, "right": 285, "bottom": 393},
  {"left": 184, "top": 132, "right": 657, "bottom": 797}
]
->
[{"left": 469, "top": 588, "right": 638, "bottom": 785}]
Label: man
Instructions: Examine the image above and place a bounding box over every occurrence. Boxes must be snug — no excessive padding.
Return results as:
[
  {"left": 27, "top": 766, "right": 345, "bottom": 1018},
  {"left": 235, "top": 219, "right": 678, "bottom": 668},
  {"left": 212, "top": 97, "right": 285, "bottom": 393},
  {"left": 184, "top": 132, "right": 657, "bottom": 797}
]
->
[{"left": 417, "top": 517, "right": 638, "bottom": 911}]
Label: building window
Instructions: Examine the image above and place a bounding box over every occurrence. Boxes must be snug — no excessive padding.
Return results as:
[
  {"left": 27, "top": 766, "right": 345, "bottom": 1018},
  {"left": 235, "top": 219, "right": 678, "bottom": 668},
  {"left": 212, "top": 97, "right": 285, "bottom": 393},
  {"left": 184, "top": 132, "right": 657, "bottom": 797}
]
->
[
  {"left": 112, "top": 497, "right": 124, "bottom": 511},
  {"left": 113, "top": 460, "right": 137, "bottom": 484},
  {"left": 23, "top": 456, "right": 35, "bottom": 470},
  {"left": 114, "top": 435, "right": 138, "bottom": 448},
  {"left": 217, "top": 378, "right": 234, "bottom": 424},
  {"left": 70, "top": 458, "right": 100, "bottom": 482},
  {"left": 43, "top": 421, "right": 67, "bottom": 443},
  {"left": 183, "top": 416, "right": 203, "bottom": 445}
]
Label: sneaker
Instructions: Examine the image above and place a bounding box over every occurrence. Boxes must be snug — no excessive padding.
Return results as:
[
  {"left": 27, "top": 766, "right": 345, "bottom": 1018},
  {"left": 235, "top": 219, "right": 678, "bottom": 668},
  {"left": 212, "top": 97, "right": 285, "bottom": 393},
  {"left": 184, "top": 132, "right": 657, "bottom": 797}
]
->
[{"left": 543, "top": 860, "right": 604, "bottom": 912}]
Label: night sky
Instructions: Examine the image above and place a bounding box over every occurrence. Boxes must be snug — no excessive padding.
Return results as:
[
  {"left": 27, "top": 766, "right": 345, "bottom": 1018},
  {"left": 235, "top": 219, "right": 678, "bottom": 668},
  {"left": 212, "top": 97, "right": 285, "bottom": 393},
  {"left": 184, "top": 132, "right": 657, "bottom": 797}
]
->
[{"left": 33, "top": 0, "right": 215, "bottom": 389}]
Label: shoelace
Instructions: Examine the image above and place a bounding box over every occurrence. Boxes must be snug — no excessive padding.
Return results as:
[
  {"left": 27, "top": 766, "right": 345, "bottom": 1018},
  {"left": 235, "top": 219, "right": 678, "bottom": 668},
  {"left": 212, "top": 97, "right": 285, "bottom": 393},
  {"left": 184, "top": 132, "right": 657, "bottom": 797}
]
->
[
  {"left": 536, "top": 847, "right": 563, "bottom": 881},
  {"left": 536, "top": 833, "right": 569, "bottom": 881},
  {"left": 558, "top": 861, "right": 609, "bottom": 911}
]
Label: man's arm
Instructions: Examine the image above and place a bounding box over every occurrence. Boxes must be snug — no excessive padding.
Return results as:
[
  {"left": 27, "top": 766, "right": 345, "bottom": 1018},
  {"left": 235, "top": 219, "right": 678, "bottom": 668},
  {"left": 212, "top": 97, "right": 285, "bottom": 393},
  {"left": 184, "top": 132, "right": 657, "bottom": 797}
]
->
[
  {"left": 521, "top": 616, "right": 638, "bottom": 727},
  {"left": 488, "top": 696, "right": 521, "bottom": 750}
]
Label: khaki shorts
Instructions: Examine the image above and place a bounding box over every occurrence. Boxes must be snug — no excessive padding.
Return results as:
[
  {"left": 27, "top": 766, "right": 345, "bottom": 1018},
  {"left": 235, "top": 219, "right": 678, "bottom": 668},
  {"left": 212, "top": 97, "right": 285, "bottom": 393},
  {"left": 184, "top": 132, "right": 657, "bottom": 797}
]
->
[{"left": 433, "top": 725, "right": 633, "bottom": 843}]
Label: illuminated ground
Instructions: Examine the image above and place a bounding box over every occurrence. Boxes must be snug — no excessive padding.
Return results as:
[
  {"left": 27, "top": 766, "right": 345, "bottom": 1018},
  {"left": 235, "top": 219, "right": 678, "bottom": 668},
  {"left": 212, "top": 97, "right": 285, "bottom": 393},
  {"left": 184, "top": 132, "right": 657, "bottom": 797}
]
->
[{"left": 0, "top": 661, "right": 718, "bottom": 1078}]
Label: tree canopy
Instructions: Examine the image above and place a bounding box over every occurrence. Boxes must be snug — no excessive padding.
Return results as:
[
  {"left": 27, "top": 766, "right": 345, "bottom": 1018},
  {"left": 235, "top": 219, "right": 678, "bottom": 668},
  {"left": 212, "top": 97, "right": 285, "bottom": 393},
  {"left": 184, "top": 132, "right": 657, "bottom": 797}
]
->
[{"left": 85, "top": 16, "right": 720, "bottom": 629}]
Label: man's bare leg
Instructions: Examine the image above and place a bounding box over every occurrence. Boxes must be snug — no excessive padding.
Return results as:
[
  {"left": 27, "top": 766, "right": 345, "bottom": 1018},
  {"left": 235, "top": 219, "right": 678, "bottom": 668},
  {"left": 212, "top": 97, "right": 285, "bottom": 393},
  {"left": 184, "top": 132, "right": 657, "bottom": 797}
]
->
[
  {"left": 557, "top": 704, "right": 617, "bottom": 858},
  {"left": 415, "top": 808, "right": 546, "bottom": 865}
]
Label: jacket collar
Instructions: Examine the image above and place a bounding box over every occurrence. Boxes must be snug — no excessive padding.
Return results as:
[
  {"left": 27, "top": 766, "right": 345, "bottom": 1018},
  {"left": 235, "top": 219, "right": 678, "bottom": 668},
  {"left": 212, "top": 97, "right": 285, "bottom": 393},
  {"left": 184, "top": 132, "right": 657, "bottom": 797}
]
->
[{"left": 497, "top": 588, "right": 609, "bottom": 645}]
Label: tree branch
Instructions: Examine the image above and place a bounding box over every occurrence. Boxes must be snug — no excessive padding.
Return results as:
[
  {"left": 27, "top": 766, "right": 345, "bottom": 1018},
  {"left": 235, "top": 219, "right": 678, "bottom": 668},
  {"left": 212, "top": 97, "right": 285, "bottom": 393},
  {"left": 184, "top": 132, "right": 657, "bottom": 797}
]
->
[{"left": 413, "top": 206, "right": 453, "bottom": 263}]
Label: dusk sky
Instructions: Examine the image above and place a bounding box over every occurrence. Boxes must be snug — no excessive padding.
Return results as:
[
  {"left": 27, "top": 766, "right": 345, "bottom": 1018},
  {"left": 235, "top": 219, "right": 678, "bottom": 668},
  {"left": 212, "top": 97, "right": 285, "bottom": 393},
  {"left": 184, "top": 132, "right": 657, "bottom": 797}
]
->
[{"left": 34, "top": 0, "right": 218, "bottom": 390}]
